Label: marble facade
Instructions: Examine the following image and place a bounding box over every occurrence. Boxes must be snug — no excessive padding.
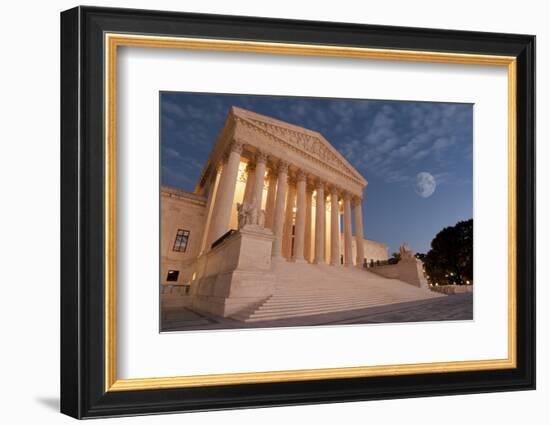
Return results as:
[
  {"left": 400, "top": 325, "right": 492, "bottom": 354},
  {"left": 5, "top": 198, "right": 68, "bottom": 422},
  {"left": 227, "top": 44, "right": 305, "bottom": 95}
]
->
[{"left": 161, "top": 107, "right": 400, "bottom": 318}]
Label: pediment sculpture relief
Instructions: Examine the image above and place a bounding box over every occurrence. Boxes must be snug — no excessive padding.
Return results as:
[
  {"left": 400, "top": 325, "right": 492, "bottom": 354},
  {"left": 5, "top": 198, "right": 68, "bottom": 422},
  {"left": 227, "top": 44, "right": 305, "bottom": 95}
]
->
[{"left": 243, "top": 117, "right": 358, "bottom": 179}]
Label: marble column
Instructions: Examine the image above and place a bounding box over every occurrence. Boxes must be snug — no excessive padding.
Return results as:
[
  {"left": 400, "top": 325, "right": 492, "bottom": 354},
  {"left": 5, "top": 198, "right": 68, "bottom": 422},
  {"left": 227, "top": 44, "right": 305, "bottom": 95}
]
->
[
  {"left": 208, "top": 141, "right": 243, "bottom": 246},
  {"left": 242, "top": 162, "right": 255, "bottom": 205},
  {"left": 330, "top": 187, "right": 340, "bottom": 266},
  {"left": 252, "top": 151, "right": 267, "bottom": 210},
  {"left": 271, "top": 161, "right": 288, "bottom": 258},
  {"left": 314, "top": 179, "right": 325, "bottom": 264},
  {"left": 293, "top": 171, "right": 307, "bottom": 262},
  {"left": 199, "top": 167, "right": 221, "bottom": 254},
  {"left": 282, "top": 178, "right": 296, "bottom": 259},
  {"left": 264, "top": 169, "right": 278, "bottom": 230},
  {"left": 343, "top": 192, "right": 353, "bottom": 266},
  {"left": 354, "top": 197, "right": 365, "bottom": 267},
  {"left": 304, "top": 187, "right": 313, "bottom": 262}
]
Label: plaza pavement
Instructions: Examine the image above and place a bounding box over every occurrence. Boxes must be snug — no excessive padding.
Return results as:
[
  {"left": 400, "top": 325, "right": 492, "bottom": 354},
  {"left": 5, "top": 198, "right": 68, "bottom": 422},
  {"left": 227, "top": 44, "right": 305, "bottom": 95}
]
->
[{"left": 161, "top": 293, "right": 473, "bottom": 332}]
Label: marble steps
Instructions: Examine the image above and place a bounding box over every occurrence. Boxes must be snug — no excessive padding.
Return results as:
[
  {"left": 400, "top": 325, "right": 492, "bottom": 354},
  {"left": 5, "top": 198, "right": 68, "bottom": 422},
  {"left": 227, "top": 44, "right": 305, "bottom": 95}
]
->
[
  {"left": 270, "top": 283, "right": 433, "bottom": 294},
  {"left": 256, "top": 295, "right": 419, "bottom": 309},
  {"left": 241, "top": 289, "right": 437, "bottom": 322},
  {"left": 273, "top": 269, "right": 408, "bottom": 289},
  {"left": 244, "top": 299, "right": 405, "bottom": 322},
  {"left": 230, "top": 297, "right": 273, "bottom": 321},
  {"left": 268, "top": 286, "right": 437, "bottom": 300},
  {"left": 251, "top": 297, "right": 400, "bottom": 316},
  {"left": 261, "top": 291, "right": 400, "bottom": 304},
  {"left": 260, "top": 291, "right": 407, "bottom": 304},
  {"left": 253, "top": 291, "right": 432, "bottom": 312},
  {"left": 231, "top": 261, "right": 442, "bottom": 322}
]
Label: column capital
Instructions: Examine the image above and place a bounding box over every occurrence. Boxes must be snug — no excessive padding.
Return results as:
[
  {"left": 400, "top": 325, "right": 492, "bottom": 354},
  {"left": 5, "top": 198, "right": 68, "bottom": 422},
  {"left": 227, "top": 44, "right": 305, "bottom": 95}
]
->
[
  {"left": 315, "top": 178, "right": 325, "bottom": 190},
  {"left": 287, "top": 174, "right": 297, "bottom": 186},
  {"left": 255, "top": 150, "right": 268, "bottom": 164},
  {"left": 330, "top": 185, "right": 340, "bottom": 197},
  {"left": 229, "top": 141, "right": 244, "bottom": 154},
  {"left": 353, "top": 196, "right": 363, "bottom": 206},
  {"left": 297, "top": 170, "right": 307, "bottom": 182},
  {"left": 277, "top": 160, "right": 289, "bottom": 173},
  {"left": 245, "top": 161, "right": 256, "bottom": 172},
  {"left": 343, "top": 191, "right": 352, "bottom": 201},
  {"left": 267, "top": 167, "right": 278, "bottom": 178}
]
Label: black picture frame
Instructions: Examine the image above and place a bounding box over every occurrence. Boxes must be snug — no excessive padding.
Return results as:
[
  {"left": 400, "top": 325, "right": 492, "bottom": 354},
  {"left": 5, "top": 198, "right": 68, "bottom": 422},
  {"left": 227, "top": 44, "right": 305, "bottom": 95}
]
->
[{"left": 60, "top": 5, "right": 535, "bottom": 419}]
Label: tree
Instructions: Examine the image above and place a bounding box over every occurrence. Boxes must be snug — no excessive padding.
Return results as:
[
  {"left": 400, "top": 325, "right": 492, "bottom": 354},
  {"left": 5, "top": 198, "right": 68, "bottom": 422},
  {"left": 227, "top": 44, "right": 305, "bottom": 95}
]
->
[
  {"left": 415, "top": 253, "right": 426, "bottom": 261},
  {"left": 424, "top": 219, "right": 473, "bottom": 285}
]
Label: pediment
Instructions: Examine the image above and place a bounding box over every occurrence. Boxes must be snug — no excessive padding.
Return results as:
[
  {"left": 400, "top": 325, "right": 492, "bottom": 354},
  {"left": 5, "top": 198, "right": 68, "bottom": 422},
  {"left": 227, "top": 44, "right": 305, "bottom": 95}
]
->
[{"left": 231, "top": 108, "right": 366, "bottom": 186}]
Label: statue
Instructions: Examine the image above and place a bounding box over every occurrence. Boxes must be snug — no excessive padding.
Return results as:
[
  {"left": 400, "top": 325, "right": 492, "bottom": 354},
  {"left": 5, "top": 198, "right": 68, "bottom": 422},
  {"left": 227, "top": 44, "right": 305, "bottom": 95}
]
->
[
  {"left": 399, "top": 241, "right": 415, "bottom": 260},
  {"left": 237, "top": 202, "right": 247, "bottom": 229},
  {"left": 257, "top": 209, "right": 266, "bottom": 228},
  {"left": 237, "top": 196, "right": 266, "bottom": 229}
]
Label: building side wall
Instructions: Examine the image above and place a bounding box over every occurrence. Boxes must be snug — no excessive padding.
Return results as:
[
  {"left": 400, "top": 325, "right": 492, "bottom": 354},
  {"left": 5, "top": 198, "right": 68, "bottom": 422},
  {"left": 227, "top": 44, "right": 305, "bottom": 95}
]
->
[
  {"left": 364, "top": 239, "right": 389, "bottom": 263},
  {"left": 160, "top": 188, "right": 207, "bottom": 285},
  {"left": 339, "top": 234, "right": 389, "bottom": 265}
]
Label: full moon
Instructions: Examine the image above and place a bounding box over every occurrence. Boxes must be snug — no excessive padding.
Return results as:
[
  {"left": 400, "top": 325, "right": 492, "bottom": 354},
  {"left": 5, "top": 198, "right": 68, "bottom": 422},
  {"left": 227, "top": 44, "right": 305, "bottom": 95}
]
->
[{"left": 415, "top": 172, "right": 436, "bottom": 198}]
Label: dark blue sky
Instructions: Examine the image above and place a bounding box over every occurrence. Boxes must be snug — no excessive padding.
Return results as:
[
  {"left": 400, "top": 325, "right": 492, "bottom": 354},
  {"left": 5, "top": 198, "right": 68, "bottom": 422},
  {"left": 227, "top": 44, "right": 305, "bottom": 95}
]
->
[{"left": 160, "top": 92, "right": 473, "bottom": 255}]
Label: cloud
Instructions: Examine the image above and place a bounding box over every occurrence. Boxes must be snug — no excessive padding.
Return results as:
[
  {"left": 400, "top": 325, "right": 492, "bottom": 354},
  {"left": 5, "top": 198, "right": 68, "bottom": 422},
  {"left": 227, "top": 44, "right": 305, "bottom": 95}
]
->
[
  {"left": 377, "top": 137, "right": 399, "bottom": 153},
  {"left": 411, "top": 149, "right": 431, "bottom": 161},
  {"left": 160, "top": 93, "right": 472, "bottom": 192},
  {"left": 433, "top": 137, "right": 455, "bottom": 151},
  {"left": 161, "top": 148, "right": 204, "bottom": 189},
  {"left": 162, "top": 96, "right": 228, "bottom": 124},
  {"left": 338, "top": 102, "right": 472, "bottom": 186}
]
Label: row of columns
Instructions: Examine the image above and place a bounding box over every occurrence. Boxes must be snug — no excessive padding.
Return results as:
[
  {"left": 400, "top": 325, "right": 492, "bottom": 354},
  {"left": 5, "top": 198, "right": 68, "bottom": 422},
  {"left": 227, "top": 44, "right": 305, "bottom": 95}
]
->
[
  {"left": 205, "top": 142, "right": 366, "bottom": 267},
  {"left": 270, "top": 162, "right": 365, "bottom": 267}
]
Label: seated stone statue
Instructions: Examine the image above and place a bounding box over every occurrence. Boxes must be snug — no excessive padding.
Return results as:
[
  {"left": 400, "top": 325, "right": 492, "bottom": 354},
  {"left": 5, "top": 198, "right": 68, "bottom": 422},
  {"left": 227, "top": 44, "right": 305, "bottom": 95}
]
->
[
  {"left": 257, "top": 209, "right": 265, "bottom": 228},
  {"left": 236, "top": 197, "right": 265, "bottom": 229},
  {"left": 399, "top": 241, "right": 415, "bottom": 260},
  {"left": 236, "top": 202, "right": 246, "bottom": 229}
]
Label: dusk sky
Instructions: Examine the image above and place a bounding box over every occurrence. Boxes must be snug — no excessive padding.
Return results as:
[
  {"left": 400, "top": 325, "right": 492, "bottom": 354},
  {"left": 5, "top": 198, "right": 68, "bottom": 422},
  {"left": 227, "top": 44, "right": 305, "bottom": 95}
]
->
[{"left": 160, "top": 92, "right": 473, "bottom": 255}]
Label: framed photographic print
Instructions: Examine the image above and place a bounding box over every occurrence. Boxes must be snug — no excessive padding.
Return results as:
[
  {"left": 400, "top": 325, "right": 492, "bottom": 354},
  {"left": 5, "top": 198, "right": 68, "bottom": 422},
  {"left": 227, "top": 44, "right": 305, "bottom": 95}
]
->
[{"left": 60, "top": 6, "right": 535, "bottom": 419}]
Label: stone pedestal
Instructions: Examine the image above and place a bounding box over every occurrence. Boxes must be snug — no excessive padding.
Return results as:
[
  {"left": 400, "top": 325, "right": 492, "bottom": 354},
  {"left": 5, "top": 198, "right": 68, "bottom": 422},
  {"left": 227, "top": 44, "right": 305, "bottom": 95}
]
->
[
  {"left": 191, "top": 225, "right": 276, "bottom": 317},
  {"left": 398, "top": 257, "right": 430, "bottom": 289},
  {"left": 369, "top": 257, "right": 430, "bottom": 289}
]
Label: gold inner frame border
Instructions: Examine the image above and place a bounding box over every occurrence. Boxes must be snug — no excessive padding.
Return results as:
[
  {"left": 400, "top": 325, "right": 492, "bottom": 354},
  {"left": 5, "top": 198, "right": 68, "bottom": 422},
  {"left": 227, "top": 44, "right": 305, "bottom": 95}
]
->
[{"left": 104, "top": 33, "right": 517, "bottom": 392}]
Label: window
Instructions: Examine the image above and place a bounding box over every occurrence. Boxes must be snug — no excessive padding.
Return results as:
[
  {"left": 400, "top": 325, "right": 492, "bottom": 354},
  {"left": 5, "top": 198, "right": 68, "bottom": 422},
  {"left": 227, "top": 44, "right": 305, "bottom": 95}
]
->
[
  {"left": 172, "top": 229, "right": 190, "bottom": 252},
  {"left": 166, "top": 270, "right": 179, "bottom": 282}
]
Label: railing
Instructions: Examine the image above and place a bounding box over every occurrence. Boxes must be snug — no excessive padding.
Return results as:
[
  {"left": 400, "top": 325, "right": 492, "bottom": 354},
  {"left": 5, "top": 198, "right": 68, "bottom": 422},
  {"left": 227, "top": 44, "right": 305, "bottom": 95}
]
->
[
  {"left": 429, "top": 284, "right": 473, "bottom": 295},
  {"left": 161, "top": 284, "right": 191, "bottom": 295},
  {"left": 360, "top": 258, "right": 399, "bottom": 269}
]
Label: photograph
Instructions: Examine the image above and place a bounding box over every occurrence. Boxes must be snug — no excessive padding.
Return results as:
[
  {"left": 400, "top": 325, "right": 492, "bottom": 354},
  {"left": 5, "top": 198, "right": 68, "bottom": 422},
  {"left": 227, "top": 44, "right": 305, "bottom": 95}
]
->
[
  {"left": 159, "top": 93, "right": 474, "bottom": 331},
  {"left": 56, "top": 4, "right": 536, "bottom": 420}
]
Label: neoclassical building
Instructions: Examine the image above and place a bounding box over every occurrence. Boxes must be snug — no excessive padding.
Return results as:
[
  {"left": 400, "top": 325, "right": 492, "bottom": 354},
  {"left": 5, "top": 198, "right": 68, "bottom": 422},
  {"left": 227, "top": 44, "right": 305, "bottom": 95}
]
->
[{"left": 161, "top": 107, "right": 437, "bottom": 321}]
